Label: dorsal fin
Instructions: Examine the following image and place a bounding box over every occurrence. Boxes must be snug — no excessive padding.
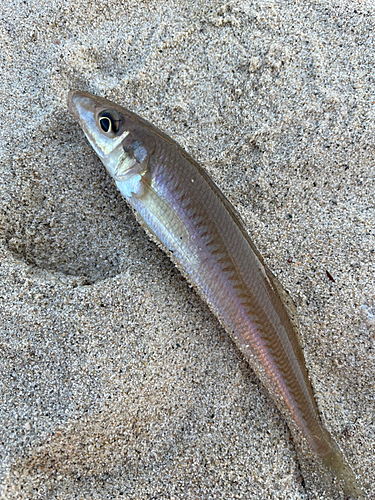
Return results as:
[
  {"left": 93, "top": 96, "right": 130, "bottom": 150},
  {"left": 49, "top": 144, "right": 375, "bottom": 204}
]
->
[{"left": 264, "top": 266, "right": 302, "bottom": 344}]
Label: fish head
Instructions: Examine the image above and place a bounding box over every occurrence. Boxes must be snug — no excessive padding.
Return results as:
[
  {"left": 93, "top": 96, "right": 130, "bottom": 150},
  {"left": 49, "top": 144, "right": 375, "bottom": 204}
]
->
[{"left": 68, "top": 90, "right": 150, "bottom": 186}]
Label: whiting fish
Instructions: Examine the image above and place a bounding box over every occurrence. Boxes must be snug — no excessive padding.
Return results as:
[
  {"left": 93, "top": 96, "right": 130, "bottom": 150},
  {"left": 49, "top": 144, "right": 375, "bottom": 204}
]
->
[{"left": 67, "top": 90, "right": 363, "bottom": 498}]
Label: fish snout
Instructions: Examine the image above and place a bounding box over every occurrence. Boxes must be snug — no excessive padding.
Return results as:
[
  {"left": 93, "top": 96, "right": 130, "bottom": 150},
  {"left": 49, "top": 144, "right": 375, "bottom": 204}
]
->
[{"left": 67, "top": 90, "right": 80, "bottom": 116}]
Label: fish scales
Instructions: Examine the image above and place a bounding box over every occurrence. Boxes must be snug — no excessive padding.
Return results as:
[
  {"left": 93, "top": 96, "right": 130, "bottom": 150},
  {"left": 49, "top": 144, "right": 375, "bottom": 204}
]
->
[
  {"left": 67, "top": 90, "right": 363, "bottom": 498},
  {"left": 118, "top": 111, "right": 321, "bottom": 444}
]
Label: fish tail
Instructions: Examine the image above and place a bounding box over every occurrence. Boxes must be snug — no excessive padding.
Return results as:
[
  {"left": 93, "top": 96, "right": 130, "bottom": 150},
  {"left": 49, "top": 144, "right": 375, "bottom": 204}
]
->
[{"left": 322, "top": 443, "right": 364, "bottom": 499}]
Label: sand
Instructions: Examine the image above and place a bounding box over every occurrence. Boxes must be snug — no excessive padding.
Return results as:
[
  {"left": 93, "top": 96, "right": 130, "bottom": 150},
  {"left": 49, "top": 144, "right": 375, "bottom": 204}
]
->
[{"left": 0, "top": 0, "right": 374, "bottom": 498}]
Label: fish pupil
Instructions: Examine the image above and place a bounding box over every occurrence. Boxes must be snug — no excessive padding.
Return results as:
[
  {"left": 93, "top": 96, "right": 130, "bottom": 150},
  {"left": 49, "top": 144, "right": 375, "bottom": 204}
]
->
[{"left": 99, "top": 116, "right": 112, "bottom": 133}]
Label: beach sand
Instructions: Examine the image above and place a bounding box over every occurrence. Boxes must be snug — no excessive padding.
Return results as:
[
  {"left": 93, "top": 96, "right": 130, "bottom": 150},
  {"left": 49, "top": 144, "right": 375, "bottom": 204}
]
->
[{"left": 0, "top": 0, "right": 374, "bottom": 498}]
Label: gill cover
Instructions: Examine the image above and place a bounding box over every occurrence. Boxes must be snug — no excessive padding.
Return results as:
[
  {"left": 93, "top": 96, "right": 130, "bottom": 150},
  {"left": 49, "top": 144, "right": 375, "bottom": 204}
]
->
[{"left": 112, "top": 135, "right": 148, "bottom": 182}]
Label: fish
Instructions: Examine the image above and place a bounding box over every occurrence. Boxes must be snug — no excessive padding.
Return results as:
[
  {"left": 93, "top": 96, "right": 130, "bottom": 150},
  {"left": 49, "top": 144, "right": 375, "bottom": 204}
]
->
[{"left": 67, "top": 90, "right": 363, "bottom": 498}]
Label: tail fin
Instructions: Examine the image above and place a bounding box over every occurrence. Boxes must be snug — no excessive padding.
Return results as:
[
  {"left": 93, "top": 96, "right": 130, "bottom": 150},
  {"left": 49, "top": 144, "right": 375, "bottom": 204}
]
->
[{"left": 322, "top": 445, "right": 364, "bottom": 499}]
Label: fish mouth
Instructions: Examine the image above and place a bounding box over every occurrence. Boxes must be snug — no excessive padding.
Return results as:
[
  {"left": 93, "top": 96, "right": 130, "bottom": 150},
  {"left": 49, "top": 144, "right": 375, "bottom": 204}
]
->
[
  {"left": 67, "top": 90, "right": 99, "bottom": 153},
  {"left": 67, "top": 89, "right": 86, "bottom": 117},
  {"left": 67, "top": 90, "right": 99, "bottom": 139},
  {"left": 68, "top": 90, "right": 83, "bottom": 122},
  {"left": 67, "top": 90, "right": 97, "bottom": 117}
]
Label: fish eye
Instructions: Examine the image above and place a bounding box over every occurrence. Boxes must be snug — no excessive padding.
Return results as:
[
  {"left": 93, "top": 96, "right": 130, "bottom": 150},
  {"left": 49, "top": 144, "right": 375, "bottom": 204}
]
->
[
  {"left": 99, "top": 116, "right": 112, "bottom": 133},
  {"left": 98, "top": 110, "right": 121, "bottom": 135}
]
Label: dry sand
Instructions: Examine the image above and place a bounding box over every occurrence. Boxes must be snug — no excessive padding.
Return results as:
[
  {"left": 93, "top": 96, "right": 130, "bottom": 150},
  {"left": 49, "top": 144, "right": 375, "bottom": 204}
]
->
[{"left": 0, "top": 0, "right": 374, "bottom": 498}]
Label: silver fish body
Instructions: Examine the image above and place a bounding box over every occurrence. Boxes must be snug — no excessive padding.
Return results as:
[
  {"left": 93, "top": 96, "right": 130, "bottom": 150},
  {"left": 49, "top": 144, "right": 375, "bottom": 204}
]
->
[{"left": 68, "top": 90, "right": 362, "bottom": 497}]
